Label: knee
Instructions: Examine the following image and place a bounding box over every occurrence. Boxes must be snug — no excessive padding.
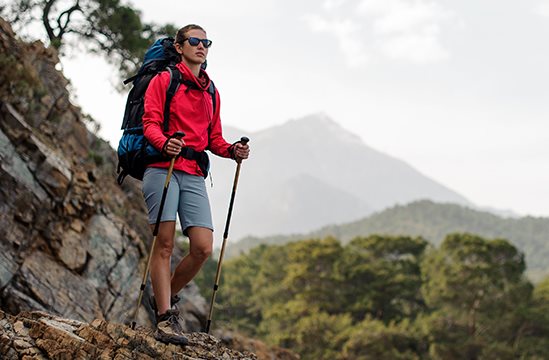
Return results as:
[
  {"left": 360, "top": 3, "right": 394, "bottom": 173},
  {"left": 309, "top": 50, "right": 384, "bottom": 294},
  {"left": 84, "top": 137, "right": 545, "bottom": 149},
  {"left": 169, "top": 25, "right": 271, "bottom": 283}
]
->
[
  {"left": 154, "top": 236, "right": 174, "bottom": 259},
  {"left": 190, "top": 244, "right": 212, "bottom": 263}
]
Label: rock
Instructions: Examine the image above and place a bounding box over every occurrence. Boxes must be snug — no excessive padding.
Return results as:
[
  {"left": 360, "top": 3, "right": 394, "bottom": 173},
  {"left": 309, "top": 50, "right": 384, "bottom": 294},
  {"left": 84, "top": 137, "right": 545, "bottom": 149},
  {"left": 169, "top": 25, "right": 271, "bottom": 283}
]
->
[
  {"left": 32, "top": 136, "right": 72, "bottom": 201},
  {"left": 0, "top": 127, "right": 48, "bottom": 202},
  {"left": 7, "top": 251, "right": 103, "bottom": 322},
  {"left": 54, "top": 228, "right": 88, "bottom": 271},
  {"left": 0, "top": 242, "right": 19, "bottom": 288},
  {"left": 0, "top": 309, "right": 258, "bottom": 360}
]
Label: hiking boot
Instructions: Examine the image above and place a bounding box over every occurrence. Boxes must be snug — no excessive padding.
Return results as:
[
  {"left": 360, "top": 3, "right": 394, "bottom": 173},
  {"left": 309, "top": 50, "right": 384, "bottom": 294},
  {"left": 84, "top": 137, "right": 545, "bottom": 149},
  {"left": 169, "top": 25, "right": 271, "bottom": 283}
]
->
[{"left": 154, "top": 309, "right": 189, "bottom": 346}]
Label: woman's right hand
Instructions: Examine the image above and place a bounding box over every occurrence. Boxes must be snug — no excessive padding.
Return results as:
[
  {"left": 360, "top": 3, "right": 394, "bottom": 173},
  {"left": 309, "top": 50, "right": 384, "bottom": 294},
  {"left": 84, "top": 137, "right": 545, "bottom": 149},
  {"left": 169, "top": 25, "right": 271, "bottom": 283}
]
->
[{"left": 163, "top": 137, "right": 185, "bottom": 157}]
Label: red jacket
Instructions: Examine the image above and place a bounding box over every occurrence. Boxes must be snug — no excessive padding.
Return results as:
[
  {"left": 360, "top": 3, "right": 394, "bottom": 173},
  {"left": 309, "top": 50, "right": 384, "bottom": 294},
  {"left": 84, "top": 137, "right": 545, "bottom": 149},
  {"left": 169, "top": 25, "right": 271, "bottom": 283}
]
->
[{"left": 143, "top": 62, "right": 232, "bottom": 176}]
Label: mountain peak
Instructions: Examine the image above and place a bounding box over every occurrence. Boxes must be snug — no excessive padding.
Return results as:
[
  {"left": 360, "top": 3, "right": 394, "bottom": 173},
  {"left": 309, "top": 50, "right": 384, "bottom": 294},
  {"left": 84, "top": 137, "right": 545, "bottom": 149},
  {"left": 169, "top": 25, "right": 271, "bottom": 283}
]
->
[{"left": 277, "top": 113, "right": 364, "bottom": 145}]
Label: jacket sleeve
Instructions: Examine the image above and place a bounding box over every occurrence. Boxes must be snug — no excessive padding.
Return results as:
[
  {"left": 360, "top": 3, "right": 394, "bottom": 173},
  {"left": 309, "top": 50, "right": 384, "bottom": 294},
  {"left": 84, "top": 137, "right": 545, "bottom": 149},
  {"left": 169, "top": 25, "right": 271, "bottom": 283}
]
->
[
  {"left": 208, "top": 89, "right": 233, "bottom": 158},
  {"left": 143, "top": 73, "right": 169, "bottom": 151}
]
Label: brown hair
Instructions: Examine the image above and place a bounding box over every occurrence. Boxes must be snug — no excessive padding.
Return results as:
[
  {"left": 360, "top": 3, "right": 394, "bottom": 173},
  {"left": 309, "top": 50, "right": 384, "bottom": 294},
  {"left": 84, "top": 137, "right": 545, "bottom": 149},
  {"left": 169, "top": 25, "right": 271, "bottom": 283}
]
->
[{"left": 175, "top": 24, "right": 206, "bottom": 44}]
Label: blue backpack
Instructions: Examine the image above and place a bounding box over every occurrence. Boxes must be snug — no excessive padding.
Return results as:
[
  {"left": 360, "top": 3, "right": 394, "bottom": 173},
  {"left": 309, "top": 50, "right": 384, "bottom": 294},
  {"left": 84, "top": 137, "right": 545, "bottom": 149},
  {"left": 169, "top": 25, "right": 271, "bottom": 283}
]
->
[{"left": 116, "top": 37, "right": 216, "bottom": 184}]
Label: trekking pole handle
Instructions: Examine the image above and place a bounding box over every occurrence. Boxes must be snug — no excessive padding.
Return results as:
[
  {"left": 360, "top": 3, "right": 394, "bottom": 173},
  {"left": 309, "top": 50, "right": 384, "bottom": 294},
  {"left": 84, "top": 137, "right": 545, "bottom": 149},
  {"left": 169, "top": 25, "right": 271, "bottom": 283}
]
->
[
  {"left": 172, "top": 131, "right": 185, "bottom": 140},
  {"left": 167, "top": 131, "right": 185, "bottom": 159},
  {"left": 234, "top": 137, "right": 249, "bottom": 164}
]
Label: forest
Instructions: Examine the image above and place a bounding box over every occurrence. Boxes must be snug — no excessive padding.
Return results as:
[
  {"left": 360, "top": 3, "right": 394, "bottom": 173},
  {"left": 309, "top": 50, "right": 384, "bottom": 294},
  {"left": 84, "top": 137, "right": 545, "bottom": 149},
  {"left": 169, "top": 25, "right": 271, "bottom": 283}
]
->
[
  {"left": 230, "top": 201, "right": 549, "bottom": 281},
  {"left": 194, "top": 233, "right": 549, "bottom": 359}
]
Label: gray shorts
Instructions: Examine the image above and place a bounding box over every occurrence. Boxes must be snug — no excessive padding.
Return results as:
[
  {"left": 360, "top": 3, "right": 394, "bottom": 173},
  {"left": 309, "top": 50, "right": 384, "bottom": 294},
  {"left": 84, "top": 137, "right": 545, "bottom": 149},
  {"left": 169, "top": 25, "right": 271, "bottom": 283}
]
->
[{"left": 142, "top": 167, "right": 213, "bottom": 235}]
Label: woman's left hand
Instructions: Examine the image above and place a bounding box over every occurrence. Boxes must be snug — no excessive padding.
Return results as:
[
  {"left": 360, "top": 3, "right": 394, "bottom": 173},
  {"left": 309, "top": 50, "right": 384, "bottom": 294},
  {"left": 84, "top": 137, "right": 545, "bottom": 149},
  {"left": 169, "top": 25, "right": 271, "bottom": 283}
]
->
[{"left": 233, "top": 143, "right": 250, "bottom": 163}]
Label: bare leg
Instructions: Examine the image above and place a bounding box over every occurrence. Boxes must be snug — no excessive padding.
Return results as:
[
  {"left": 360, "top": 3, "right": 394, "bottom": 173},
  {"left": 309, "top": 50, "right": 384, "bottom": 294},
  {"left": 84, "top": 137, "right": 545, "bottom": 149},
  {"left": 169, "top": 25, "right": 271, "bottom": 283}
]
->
[
  {"left": 171, "top": 226, "right": 213, "bottom": 294},
  {"left": 149, "top": 221, "right": 176, "bottom": 315}
]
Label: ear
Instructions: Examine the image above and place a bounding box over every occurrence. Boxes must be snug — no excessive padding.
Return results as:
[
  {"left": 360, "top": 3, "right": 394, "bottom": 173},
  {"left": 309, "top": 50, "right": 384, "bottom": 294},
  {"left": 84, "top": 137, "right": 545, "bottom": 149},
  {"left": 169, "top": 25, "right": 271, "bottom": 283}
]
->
[{"left": 174, "top": 42, "right": 184, "bottom": 54}]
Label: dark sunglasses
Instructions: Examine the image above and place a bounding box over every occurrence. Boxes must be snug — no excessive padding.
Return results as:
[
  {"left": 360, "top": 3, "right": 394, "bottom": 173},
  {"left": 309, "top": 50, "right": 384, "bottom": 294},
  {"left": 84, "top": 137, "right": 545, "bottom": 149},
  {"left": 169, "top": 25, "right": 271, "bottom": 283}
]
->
[{"left": 183, "top": 37, "right": 213, "bottom": 48}]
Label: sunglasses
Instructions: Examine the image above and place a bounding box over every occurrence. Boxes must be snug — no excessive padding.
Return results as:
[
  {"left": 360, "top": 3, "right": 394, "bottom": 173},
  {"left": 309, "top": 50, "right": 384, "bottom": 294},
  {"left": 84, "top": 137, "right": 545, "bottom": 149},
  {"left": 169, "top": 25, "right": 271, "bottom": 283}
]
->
[{"left": 183, "top": 37, "right": 213, "bottom": 48}]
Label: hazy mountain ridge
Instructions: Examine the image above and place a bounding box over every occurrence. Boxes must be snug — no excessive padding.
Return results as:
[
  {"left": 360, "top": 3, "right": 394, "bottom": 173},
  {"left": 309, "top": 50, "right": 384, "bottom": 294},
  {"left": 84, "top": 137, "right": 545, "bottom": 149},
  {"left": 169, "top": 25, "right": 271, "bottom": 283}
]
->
[
  {"left": 230, "top": 200, "right": 549, "bottom": 280},
  {"left": 208, "top": 113, "right": 471, "bottom": 240}
]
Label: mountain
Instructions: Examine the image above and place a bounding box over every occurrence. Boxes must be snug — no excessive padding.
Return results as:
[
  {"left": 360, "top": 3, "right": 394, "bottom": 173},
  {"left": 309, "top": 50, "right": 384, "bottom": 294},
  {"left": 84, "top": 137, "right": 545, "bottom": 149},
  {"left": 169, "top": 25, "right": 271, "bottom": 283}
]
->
[
  {"left": 208, "top": 114, "right": 470, "bottom": 240},
  {"left": 229, "top": 200, "right": 549, "bottom": 280}
]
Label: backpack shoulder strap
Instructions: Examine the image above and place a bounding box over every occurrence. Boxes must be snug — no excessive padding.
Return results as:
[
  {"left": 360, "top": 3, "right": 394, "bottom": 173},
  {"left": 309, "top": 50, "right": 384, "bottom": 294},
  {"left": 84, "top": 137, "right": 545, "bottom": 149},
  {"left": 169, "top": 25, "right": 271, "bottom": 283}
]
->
[
  {"left": 208, "top": 81, "right": 216, "bottom": 114},
  {"left": 163, "top": 66, "right": 182, "bottom": 132}
]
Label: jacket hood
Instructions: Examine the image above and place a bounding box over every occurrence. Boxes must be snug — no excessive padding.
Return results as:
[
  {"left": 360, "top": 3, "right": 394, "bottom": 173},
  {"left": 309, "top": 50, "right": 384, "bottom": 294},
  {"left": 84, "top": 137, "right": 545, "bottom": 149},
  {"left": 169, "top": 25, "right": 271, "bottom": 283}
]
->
[{"left": 176, "top": 62, "right": 211, "bottom": 90}]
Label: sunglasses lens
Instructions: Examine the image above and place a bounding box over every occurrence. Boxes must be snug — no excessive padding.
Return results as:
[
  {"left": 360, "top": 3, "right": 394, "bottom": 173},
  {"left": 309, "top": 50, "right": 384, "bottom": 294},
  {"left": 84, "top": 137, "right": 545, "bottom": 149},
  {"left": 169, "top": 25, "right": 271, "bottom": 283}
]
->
[
  {"left": 188, "top": 37, "right": 200, "bottom": 46},
  {"left": 202, "top": 40, "right": 212, "bottom": 48}
]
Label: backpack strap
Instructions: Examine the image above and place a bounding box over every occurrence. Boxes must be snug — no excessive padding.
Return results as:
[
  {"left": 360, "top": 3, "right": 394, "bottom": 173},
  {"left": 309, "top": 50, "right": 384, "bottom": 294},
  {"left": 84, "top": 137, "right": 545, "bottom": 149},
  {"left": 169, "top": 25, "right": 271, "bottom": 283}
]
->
[
  {"left": 122, "top": 67, "right": 159, "bottom": 85},
  {"left": 206, "top": 81, "right": 216, "bottom": 152},
  {"left": 163, "top": 66, "right": 182, "bottom": 132},
  {"left": 208, "top": 81, "right": 217, "bottom": 114}
]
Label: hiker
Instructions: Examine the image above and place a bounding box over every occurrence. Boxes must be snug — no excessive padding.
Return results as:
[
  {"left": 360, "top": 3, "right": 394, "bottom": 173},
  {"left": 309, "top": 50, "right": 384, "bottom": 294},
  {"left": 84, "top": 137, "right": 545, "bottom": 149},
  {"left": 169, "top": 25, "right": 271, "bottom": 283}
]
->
[{"left": 142, "top": 24, "right": 249, "bottom": 345}]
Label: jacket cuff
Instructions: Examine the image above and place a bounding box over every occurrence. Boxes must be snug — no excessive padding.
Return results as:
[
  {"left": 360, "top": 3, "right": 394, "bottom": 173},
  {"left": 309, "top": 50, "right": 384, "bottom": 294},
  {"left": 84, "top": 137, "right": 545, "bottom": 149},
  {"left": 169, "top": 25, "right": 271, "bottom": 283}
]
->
[{"left": 161, "top": 138, "right": 171, "bottom": 157}]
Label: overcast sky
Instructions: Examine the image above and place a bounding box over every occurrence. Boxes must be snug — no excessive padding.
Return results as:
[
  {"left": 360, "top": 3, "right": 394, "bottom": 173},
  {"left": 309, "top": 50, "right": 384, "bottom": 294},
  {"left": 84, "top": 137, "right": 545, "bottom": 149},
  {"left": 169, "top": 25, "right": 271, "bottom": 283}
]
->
[{"left": 54, "top": 0, "right": 549, "bottom": 217}]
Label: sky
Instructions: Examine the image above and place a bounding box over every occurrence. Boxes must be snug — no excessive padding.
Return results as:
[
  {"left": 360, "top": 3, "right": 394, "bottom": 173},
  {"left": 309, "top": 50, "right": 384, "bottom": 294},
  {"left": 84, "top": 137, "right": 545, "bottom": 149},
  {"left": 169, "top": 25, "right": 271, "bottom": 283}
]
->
[{"left": 18, "top": 0, "right": 549, "bottom": 217}]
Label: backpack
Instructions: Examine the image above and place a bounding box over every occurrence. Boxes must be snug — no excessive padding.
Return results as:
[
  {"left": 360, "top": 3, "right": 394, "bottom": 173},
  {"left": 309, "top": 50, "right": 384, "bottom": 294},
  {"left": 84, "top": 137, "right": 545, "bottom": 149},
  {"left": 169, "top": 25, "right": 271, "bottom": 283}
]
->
[{"left": 116, "top": 37, "right": 216, "bottom": 185}]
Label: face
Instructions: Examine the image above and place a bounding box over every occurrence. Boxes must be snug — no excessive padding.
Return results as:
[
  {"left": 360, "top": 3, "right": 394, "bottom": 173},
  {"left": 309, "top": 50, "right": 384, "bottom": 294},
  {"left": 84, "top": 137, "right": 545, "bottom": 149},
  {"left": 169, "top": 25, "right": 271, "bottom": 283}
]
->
[{"left": 176, "top": 29, "right": 210, "bottom": 66}]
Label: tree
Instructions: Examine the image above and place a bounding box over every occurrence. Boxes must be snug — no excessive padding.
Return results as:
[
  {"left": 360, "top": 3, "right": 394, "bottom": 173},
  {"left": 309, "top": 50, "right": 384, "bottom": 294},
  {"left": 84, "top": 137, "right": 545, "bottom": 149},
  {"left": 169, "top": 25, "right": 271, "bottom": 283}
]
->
[
  {"left": 293, "top": 312, "right": 352, "bottom": 360},
  {"left": 511, "top": 276, "right": 549, "bottom": 358},
  {"left": 281, "top": 237, "right": 344, "bottom": 313},
  {"left": 1, "top": 0, "right": 177, "bottom": 81},
  {"left": 339, "top": 317, "right": 420, "bottom": 360},
  {"left": 254, "top": 238, "right": 344, "bottom": 346},
  {"left": 421, "top": 233, "right": 533, "bottom": 358},
  {"left": 337, "top": 235, "right": 428, "bottom": 323}
]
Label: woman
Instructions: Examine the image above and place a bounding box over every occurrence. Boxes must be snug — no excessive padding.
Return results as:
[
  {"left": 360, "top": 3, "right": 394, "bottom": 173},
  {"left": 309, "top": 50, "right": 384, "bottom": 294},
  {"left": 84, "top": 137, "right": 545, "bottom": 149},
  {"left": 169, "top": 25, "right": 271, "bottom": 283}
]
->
[{"left": 142, "top": 24, "right": 250, "bottom": 345}]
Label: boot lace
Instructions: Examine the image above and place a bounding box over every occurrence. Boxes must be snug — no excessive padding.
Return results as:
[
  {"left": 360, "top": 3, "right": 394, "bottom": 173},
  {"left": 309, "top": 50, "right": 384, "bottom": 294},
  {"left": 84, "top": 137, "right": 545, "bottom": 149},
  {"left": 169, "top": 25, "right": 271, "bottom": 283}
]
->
[{"left": 167, "top": 311, "right": 184, "bottom": 333}]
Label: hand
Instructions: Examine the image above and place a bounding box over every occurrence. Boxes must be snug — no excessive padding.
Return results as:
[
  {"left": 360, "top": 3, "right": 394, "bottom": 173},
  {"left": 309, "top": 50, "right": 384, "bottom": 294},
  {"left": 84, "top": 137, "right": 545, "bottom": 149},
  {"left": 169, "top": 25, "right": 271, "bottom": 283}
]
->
[
  {"left": 233, "top": 142, "right": 250, "bottom": 163},
  {"left": 163, "top": 137, "right": 185, "bottom": 157}
]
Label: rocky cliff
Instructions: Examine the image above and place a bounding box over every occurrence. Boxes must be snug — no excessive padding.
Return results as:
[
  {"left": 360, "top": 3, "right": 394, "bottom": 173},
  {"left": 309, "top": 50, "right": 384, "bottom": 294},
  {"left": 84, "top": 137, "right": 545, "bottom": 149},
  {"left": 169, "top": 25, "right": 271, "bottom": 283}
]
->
[
  {"left": 0, "top": 18, "right": 296, "bottom": 359},
  {"left": 0, "top": 14, "right": 174, "bottom": 330}
]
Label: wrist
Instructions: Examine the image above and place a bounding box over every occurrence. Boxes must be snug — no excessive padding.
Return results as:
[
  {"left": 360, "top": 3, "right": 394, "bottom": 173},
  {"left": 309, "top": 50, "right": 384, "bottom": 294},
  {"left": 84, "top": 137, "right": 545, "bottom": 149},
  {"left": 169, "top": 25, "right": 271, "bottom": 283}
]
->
[
  {"left": 228, "top": 143, "right": 236, "bottom": 159},
  {"left": 161, "top": 138, "right": 170, "bottom": 156}
]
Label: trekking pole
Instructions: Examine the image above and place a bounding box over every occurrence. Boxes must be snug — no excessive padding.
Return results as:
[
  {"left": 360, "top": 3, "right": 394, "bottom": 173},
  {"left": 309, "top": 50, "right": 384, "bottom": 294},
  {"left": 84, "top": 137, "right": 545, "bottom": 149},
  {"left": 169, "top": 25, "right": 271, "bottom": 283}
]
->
[
  {"left": 205, "top": 137, "right": 249, "bottom": 334},
  {"left": 130, "top": 131, "right": 185, "bottom": 330}
]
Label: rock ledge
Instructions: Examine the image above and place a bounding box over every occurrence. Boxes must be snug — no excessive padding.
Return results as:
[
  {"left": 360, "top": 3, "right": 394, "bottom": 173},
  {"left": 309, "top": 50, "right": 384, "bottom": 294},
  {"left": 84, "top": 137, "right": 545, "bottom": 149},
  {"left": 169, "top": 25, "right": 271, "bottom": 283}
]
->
[{"left": 0, "top": 309, "right": 256, "bottom": 359}]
